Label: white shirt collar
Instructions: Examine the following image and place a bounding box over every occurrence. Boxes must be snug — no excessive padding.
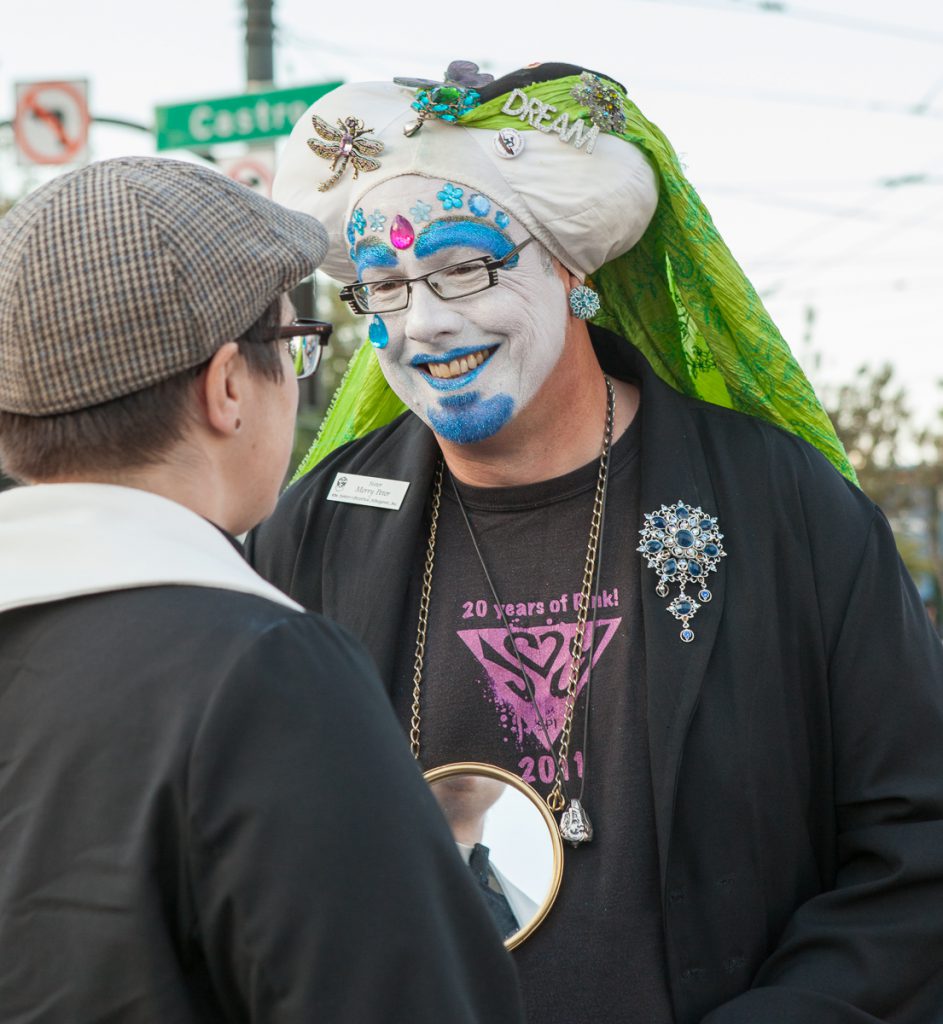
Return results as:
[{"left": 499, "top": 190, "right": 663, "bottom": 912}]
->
[{"left": 0, "top": 483, "right": 300, "bottom": 614}]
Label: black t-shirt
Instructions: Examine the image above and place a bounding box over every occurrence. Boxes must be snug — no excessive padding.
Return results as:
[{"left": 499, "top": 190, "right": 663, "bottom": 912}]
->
[{"left": 393, "top": 416, "right": 675, "bottom": 1024}]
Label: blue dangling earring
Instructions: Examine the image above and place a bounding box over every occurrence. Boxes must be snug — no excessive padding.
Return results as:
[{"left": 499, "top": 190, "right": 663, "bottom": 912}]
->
[
  {"left": 368, "top": 314, "right": 388, "bottom": 349},
  {"left": 569, "top": 284, "right": 600, "bottom": 320}
]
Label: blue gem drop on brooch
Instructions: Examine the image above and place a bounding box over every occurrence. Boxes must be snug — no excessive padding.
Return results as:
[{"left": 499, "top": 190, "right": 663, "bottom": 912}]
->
[{"left": 638, "top": 500, "right": 726, "bottom": 642}]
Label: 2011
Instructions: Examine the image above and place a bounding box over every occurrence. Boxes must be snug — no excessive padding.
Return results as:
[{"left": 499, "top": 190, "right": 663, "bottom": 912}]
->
[{"left": 519, "top": 751, "right": 584, "bottom": 785}]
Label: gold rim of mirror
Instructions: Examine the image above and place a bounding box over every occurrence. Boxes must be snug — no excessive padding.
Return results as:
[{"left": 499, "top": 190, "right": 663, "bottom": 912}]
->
[{"left": 423, "top": 761, "right": 565, "bottom": 951}]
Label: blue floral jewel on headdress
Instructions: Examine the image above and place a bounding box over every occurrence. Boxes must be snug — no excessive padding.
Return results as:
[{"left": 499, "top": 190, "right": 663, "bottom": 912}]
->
[
  {"left": 368, "top": 209, "right": 387, "bottom": 232},
  {"left": 394, "top": 60, "right": 494, "bottom": 137},
  {"left": 411, "top": 86, "right": 481, "bottom": 122},
  {"left": 638, "top": 500, "right": 726, "bottom": 643}
]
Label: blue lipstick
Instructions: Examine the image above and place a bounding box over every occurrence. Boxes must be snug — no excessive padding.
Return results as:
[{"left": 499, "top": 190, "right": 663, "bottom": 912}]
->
[
  {"left": 410, "top": 344, "right": 494, "bottom": 366},
  {"left": 410, "top": 344, "right": 498, "bottom": 392}
]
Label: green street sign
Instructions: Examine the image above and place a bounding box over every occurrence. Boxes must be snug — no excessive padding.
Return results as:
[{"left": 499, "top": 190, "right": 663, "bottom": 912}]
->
[{"left": 155, "top": 82, "right": 341, "bottom": 150}]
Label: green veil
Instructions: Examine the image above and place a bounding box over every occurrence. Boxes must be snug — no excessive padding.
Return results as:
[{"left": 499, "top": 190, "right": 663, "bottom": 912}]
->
[{"left": 293, "top": 74, "right": 855, "bottom": 485}]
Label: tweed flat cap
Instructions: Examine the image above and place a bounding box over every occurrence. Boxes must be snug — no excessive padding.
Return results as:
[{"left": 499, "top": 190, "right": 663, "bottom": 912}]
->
[{"left": 0, "top": 156, "right": 328, "bottom": 415}]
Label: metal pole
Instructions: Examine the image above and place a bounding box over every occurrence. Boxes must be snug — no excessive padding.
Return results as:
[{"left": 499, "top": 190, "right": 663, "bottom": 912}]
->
[
  {"left": 245, "top": 0, "right": 320, "bottom": 403},
  {"left": 245, "top": 0, "right": 275, "bottom": 90}
]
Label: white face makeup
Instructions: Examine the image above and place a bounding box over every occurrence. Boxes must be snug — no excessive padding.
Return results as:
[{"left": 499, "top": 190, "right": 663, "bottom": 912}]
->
[{"left": 347, "top": 175, "right": 568, "bottom": 446}]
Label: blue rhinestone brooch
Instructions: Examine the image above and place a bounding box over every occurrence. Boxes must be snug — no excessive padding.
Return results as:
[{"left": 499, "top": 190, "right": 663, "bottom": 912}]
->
[
  {"left": 638, "top": 500, "right": 726, "bottom": 642},
  {"left": 395, "top": 60, "right": 493, "bottom": 137}
]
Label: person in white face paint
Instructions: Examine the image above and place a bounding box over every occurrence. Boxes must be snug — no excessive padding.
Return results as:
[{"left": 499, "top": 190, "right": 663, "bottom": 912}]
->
[
  {"left": 345, "top": 175, "right": 569, "bottom": 448},
  {"left": 249, "top": 62, "right": 943, "bottom": 1024}
]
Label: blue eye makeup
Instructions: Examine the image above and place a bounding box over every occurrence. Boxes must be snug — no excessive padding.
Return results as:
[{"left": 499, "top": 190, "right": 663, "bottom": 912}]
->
[
  {"left": 353, "top": 237, "right": 399, "bottom": 276},
  {"left": 415, "top": 219, "right": 515, "bottom": 263}
]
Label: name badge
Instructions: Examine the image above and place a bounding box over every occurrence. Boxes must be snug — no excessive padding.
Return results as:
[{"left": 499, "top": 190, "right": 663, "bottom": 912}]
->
[{"left": 327, "top": 472, "right": 410, "bottom": 510}]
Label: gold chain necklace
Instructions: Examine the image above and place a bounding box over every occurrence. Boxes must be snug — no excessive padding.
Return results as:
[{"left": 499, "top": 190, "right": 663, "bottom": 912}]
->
[{"left": 410, "top": 376, "right": 615, "bottom": 846}]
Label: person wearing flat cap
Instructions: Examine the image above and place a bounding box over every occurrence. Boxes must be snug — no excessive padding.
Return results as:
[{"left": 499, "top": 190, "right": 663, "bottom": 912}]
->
[
  {"left": 249, "top": 62, "right": 943, "bottom": 1022},
  {"left": 0, "top": 157, "right": 526, "bottom": 1023}
]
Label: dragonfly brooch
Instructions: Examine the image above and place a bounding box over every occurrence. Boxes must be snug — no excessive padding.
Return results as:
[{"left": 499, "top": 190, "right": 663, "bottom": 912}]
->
[{"left": 306, "top": 115, "right": 384, "bottom": 193}]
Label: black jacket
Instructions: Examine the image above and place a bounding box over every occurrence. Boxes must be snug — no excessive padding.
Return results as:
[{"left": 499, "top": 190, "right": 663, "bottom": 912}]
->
[
  {"left": 0, "top": 586, "right": 524, "bottom": 1022},
  {"left": 250, "top": 334, "right": 943, "bottom": 1023}
]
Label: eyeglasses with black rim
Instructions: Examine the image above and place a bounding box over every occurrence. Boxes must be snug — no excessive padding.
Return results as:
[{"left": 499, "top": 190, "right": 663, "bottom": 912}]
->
[
  {"left": 338, "top": 238, "right": 533, "bottom": 315},
  {"left": 275, "top": 318, "right": 333, "bottom": 379}
]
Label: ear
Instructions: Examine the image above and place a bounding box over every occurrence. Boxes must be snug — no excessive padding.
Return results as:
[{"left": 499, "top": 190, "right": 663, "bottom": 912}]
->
[
  {"left": 552, "top": 256, "right": 581, "bottom": 292},
  {"left": 200, "top": 342, "right": 245, "bottom": 436}
]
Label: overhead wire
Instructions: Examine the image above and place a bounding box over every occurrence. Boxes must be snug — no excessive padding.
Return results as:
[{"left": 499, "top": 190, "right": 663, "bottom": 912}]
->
[
  {"left": 277, "top": 28, "right": 475, "bottom": 77},
  {"left": 756, "top": 181, "right": 943, "bottom": 297},
  {"left": 635, "top": 0, "right": 943, "bottom": 48},
  {"left": 643, "top": 78, "right": 943, "bottom": 120},
  {"left": 701, "top": 175, "right": 943, "bottom": 192}
]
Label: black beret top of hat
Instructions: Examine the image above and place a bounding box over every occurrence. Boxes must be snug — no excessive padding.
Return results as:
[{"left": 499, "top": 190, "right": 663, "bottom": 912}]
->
[{"left": 476, "top": 63, "right": 626, "bottom": 104}]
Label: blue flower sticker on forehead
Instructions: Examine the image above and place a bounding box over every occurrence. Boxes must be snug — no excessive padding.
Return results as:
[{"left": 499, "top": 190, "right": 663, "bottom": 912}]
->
[
  {"left": 437, "top": 183, "right": 463, "bottom": 211},
  {"left": 411, "top": 199, "right": 432, "bottom": 222},
  {"left": 468, "top": 193, "right": 491, "bottom": 218}
]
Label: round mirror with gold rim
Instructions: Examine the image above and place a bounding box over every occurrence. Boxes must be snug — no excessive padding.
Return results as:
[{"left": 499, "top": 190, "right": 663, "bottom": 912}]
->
[{"left": 424, "top": 762, "right": 564, "bottom": 950}]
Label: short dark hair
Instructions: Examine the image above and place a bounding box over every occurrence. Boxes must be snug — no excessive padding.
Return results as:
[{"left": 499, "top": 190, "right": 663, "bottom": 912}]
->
[{"left": 0, "top": 298, "right": 285, "bottom": 483}]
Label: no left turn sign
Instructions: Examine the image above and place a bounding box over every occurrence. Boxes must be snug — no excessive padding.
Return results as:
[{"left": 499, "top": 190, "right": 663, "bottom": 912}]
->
[
  {"left": 218, "top": 152, "right": 275, "bottom": 198},
  {"left": 14, "top": 80, "right": 90, "bottom": 166}
]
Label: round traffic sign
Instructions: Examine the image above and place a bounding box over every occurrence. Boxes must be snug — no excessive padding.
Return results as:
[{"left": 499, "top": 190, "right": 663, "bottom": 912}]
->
[
  {"left": 219, "top": 153, "right": 275, "bottom": 197},
  {"left": 15, "top": 81, "right": 90, "bottom": 166}
]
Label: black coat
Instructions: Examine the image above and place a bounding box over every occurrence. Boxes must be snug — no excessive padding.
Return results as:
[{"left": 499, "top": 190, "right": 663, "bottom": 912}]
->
[
  {"left": 0, "top": 586, "right": 525, "bottom": 1022},
  {"left": 250, "top": 334, "right": 943, "bottom": 1023}
]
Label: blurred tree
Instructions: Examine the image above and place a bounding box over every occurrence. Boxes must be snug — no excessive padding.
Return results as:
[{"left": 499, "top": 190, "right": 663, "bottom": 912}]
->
[
  {"left": 821, "top": 363, "right": 942, "bottom": 627},
  {"left": 823, "top": 363, "right": 911, "bottom": 514},
  {"left": 913, "top": 397, "right": 943, "bottom": 630}
]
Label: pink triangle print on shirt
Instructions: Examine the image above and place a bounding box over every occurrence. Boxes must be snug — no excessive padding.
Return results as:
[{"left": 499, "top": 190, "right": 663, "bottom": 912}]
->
[{"left": 457, "top": 618, "right": 622, "bottom": 751}]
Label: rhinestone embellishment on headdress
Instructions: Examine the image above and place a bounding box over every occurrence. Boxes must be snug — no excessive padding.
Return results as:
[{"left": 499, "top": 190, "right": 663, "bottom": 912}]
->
[
  {"left": 306, "top": 115, "right": 384, "bottom": 192},
  {"left": 395, "top": 60, "right": 493, "bottom": 137},
  {"left": 570, "top": 72, "right": 628, "bottom": 135},
  {"left": 500, "top": 89, "right": 599, "bottom": 154},
  {"left": 638, "top": 501, "right": 726, "bottom": 642}
]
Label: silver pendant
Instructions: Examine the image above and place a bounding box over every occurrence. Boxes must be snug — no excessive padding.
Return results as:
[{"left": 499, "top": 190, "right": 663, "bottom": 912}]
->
[{"left": 559, "top": 798, "right": 594, "bottom": 846}]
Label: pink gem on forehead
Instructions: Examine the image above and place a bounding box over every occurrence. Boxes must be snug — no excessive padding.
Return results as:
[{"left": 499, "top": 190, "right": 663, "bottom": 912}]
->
[{"left": 390, "top": 214, "right": 415, "bottom": 250}]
